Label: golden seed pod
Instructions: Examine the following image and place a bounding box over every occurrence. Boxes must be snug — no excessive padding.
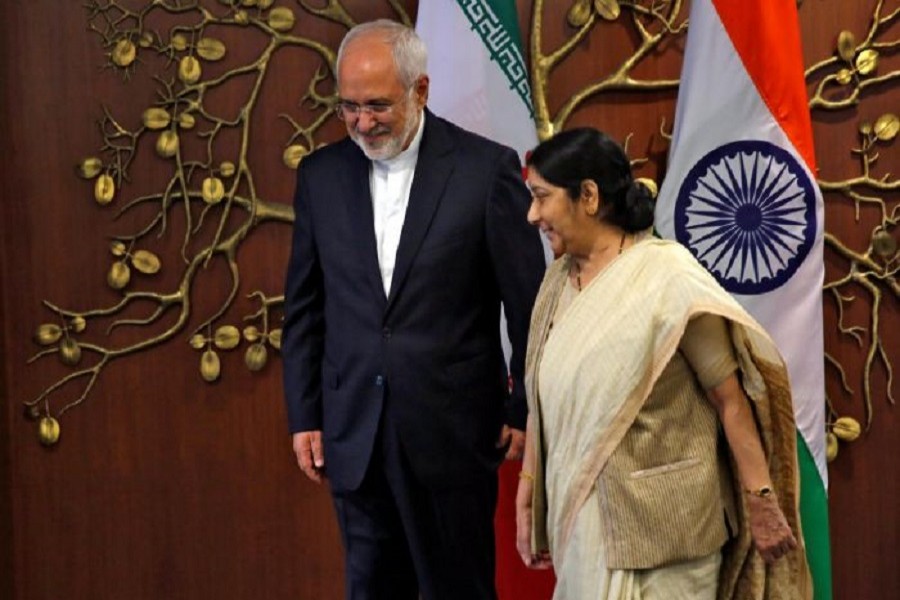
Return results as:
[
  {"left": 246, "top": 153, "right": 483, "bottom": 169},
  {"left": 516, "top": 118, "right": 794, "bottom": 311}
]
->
[
  {"left": 268, "top": 7, "right": 296, "bottom": 32},
  {"left": 214, "top": 325, "right": 241, "bottom": 350},
  {"left": 59, "top": 338, "right": 82, "bottom": 366},
  {"left": 268, "top": 328, "right": 282, "bottom": 350},
  {"left": 243, "top": 325, "right": 260, "bottom": 343},
  {"left": 567, "top": 0, "right": 592, "bottom": 27},
  {"left": 38, "top": 417, "right": 61, "bottom": 446},
  {"left": 70, "top": 316, "right": 86, "bottom": 333},
  {"left": 178, "top": 112, "right": 196, "bottom": 130},
  {"left": 112, "top": 38, "right": 136, "bottom": 67},
  {"left": 35, "top": 323, "right": 63, "bottom": 346},
  {"left": 859, "top": 121, "right": 872, "bottom": 136},
  {"left": 219, "top": 161, "right": 236, "bottom": 178},
  {"left": 197, "top": 37, "right": 226, "bottom": 61},
  {"left": 178, "top": 56, "right": 202, "bottom": 84},
  {"left": 77, "top": 157, "right": 103, "bottom": 179},
  {"left": 855, "top": 49, "right": 878, "bottom": 76},
  {"left": 171, "top": 34, "right": 188, "bottom": 52},
  {"left": 107, "top": 260, "right": 131, "bottom": 290},
  {"left": 832, "top": 416, "right": 861, "bottom": 442},
  {"left": 872, "top": 113, "right": 899, "bottom": 142},
  {"left": 202, "top": 177, "right": 226, "bottom": 204},
  {"left": 131, "top": 249, "right": 161, "bottom": 275},
  {"left": 594, "top": 0, "right": 621, "bottom": 21},
  {"left": 283, "top": 145, "right": 308, "bottom": 169},
  {"left": 94, "top": 174, "right": 116, "bottom": 205},
  {"left": 245, "top": 343, "right": 268, "bottom": 372},
  {"left": 189, "top": 334, "right": 207, "bottom": 350},
  {"left": 156, "top": 130, "right": 180, "bottom": 158},
  {"left": 110, "top": 240, "right": 127, "bottom": 257},
  {"left": 258, "top": 0, "right": 274, "bottom": 8},
  {"left": 825, "top": 432, "right": 839, "bottom": 462},
  {"left": 139, "top": 31, "right": 154, "bottom": 49},
  {"left": 872, "top": 230, "right": 897, "bottom": 258},
  {"left": 635, "top": 177, "right": 658, "bottom": 199},
  {"left": 241, "top": 0, "right": 257, "bottom": 6},
  {"left": 200, "top": 349, "right": 221, "bottom": 382},
  {"left": 235, "top": 10, "right": 249, "bottom": 25},
  {"left": 142, "top": 107, "right": 171, "bottom": 130},
  {"left": 836, "top": 30, "right": 856, "bottom": 62},
  {"left": 835, "top": 69, "right": 853, "bottom": 85}
]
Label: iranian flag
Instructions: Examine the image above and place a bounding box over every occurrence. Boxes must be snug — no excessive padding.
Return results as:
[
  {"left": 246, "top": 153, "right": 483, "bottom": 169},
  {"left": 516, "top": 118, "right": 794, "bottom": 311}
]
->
[
  {"left": 416, "top": 2, "right": 554, "bottom": 598},
  {"left": 655, "top": 1, "right": 831, "bottom": 597}
]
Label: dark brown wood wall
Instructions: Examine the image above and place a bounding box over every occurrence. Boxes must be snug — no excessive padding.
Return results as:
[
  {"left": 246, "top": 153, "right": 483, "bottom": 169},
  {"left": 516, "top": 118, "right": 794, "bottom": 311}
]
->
[{"left": 1, "top": 1, "right": 897, "bottom": 598}]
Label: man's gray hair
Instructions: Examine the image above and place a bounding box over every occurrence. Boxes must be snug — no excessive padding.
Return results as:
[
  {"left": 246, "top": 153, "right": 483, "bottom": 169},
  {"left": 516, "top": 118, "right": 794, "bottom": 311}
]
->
[{"left": 336, "top": 19, "right": 428, "bottom": 89}]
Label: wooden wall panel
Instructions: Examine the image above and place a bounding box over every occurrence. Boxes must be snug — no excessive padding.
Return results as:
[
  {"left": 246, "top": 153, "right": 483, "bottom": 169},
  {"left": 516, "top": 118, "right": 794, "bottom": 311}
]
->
[{"left": 1, "top": 1, "right": 897, "bottom": 599}]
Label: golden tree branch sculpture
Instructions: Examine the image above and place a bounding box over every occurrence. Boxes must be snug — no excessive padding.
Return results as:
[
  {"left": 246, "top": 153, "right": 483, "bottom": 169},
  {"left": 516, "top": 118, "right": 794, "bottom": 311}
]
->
[{"left": 25, "top": 0, "right": 410, "bottom": 445}]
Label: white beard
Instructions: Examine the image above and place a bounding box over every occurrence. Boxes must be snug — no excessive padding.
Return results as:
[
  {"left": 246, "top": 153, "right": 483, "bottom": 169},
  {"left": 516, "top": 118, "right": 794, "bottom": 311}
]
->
[{"left": 351, "top": 107, "right": 420, "bottom": 161}]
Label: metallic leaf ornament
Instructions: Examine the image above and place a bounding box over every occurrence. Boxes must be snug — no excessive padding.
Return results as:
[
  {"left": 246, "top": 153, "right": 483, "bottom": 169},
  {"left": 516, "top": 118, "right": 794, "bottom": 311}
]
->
[
  {"left": 197, "top": 38, "right": 227, "bottom": 61},
  {"left": 219, "top": 161, "right": 236, "bottom": 178},
  {"left": 70, "top": 316, "right": 86, "bottom": 333},
  {"left": 131, "top": 250, "right": 161, "bottom": 274},
  {"left": 214, "top": 325, "right": 241, "bottom": 350},
  {"left": 825, "top": 432, "right": 839, "bottom": 462},
  {"left": 178, "top": 113, "right": 196, "bottom": 130},
  {"left": 77, "top": 157, "right": 103, "bottom": 179},
  {"left": 38, "top": 417, "right": 60, "bottom": 446},
  {"left": 200, "top": 349, "right": 221, "bottom": 382},
  {"left": 872, "top": 230, "right": 897, "bottom": 258},
  {"left": 171, "top": 33, "right": 188, "bottom": 52},
  {"left": 268, "top": 7, "right": 295, "bottom": 32},
  {"left": 142, "top": 108, "right": 171, "bottom": 130},
  {"left": 268, "top": 328, "right": 282, "bottom": 350},
  {"left": 178, "top": 56, "right": 202, "bottom": 84},
  {"left": 855, "top": 49, "right": 878, "bottom": 75},
  {"left": 59, "top": 338, "right": 82, "bottom": 366},
  {"left": 594, "top": 0, "right": 621, "bottom": 21},
  {"left": 244, "top": 343, "right": 268, "bottom": 371},
  {"left": 202, "top": 177, "right": 226, "bottom": 204},
  {"left": 155, "top": 130, "right": 180, "bottom": 158},
  {"left": 94, "top": 174, "right": 115, "bottom": 205},
  {"left": 189, "top": 334, "right": 207, "bottom": 350},
  {"left": 110, "top": 241, "right": 127, "bottom": 257},
  {"left": 873, "top": 113, "right": 899, "bottom": 141},
  {"left": 107, "top": 261, "right": 131, "bottom": 290},
  {"left": 282, "top": 145, "right": 308, "bottom": 169},
  {"left": 243, "top": 326, "right": 260, "bottom": 342},
  {"left": 836, "top": 30, "right": 856, "bottom": 62},
  {"left": 234, "top": 10, "right": 249, "bottom": 25},
  {"left": 835, "top": 69, "right": 852, "bottom": 85},
  {"left": 35, "top": 324, "right": 63, "bottom": 346},
  {"left": 112, "top": 38, "right": 136, "bottom": 67},
  {"left": 567, "top": 0, "right": 592, "bottom": 27},
  {"left": 832, "top": 416, "right": 862, "bottom": 441}
]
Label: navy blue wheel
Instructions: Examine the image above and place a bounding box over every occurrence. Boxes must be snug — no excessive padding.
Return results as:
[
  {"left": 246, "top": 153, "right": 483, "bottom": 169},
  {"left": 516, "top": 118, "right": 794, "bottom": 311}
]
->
[{"left": 673, "top": 140, "right": 817, "bottom": 295}]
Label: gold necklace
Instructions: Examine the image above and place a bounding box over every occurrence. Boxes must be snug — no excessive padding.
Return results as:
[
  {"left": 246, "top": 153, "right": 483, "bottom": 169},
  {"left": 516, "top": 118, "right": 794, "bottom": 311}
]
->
[{"left": 572, "top": 231, "right": 628, "bottom": 292}]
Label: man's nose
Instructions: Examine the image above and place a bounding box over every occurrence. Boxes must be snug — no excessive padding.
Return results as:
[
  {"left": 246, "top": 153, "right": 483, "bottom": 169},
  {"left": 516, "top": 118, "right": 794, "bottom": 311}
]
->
[{"left": 354, "top": 111, "right": 379, "bottom": 133}]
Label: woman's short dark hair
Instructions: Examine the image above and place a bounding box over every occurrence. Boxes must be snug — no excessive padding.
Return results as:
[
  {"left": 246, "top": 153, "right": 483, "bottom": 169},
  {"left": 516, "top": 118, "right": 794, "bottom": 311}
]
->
[{"left": 527, "top": 127, "right": 654, "bottom": 233}]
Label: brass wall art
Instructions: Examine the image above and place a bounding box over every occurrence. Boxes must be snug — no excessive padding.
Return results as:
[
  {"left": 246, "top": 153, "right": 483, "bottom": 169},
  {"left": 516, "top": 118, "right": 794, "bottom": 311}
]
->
[{"left": 24, "top": 0, "right": 898, "bottom": 458}]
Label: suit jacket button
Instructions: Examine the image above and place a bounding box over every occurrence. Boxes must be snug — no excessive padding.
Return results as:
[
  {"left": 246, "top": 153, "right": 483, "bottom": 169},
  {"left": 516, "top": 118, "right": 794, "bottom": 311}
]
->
[{"left": 374, "top": 375, "right": 384, "bottom": 387}]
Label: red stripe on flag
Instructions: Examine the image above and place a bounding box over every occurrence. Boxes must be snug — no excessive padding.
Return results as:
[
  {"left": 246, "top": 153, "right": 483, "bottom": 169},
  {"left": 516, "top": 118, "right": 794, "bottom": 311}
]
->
[{"left": 710, "top": 0, "right": 818, "bottom": 173}]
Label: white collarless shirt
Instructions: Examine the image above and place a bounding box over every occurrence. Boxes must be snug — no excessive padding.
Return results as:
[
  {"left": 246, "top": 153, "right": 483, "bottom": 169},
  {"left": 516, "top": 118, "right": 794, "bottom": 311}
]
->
[{"left": 369, "top": 111, "right": 426, "bottom": 296}]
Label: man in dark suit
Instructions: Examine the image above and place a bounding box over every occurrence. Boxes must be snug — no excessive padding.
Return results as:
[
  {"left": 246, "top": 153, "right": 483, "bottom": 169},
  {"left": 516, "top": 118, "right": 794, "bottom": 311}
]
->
[{"left": 282, "top": 19, "right": 545, "bottom": 600}]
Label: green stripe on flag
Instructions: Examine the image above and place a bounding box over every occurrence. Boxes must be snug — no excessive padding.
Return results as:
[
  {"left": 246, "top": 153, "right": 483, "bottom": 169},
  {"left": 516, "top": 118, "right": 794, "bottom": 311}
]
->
[
  {"left": 453, "top": 0, "right": 534, "bottom": 116},
  {"left": 797, "top": 431, "right": 832, "bottom": 600}
]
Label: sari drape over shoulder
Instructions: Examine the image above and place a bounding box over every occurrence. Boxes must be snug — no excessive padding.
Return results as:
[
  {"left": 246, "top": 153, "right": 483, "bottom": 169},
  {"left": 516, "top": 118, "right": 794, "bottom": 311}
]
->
[{"left": 524, "top": 238, "right": 812, "bottom": 599}]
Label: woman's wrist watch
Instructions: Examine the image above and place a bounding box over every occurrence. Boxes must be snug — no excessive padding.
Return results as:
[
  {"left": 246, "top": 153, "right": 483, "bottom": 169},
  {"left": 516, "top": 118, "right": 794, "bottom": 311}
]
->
[{"left": 745, "top": 484, "right": 774, "bottom": 498}]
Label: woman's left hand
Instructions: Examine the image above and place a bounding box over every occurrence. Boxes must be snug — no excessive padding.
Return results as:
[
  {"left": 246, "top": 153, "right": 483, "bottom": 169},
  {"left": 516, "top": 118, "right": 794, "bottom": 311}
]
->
[{"left": 746, "top": 491, "right": 798, "bottom": 564}]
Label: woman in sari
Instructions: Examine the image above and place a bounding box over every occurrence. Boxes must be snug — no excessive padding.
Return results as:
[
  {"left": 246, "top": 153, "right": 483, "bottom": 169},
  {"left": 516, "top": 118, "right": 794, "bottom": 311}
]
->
[{"left": 515, "top": 128, "right": 812, "bottom": 599}]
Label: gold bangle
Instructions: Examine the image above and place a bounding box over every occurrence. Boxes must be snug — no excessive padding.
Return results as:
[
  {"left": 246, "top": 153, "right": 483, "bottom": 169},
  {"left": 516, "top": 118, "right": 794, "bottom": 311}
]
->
[{"left": 518, "top": 471, "right": 535, "bottom": 482}]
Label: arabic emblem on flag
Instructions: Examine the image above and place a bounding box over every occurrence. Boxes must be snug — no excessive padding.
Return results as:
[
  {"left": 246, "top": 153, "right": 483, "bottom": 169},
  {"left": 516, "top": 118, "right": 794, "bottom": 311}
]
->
[{"left": 673, "top": 140, "right": 817, "bottom": 295}]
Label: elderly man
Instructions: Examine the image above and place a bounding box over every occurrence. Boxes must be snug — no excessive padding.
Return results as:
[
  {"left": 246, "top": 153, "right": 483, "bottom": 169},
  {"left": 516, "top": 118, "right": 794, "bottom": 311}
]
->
[{"left": 281, "top": 18, "right": 545, "bottom": 600}]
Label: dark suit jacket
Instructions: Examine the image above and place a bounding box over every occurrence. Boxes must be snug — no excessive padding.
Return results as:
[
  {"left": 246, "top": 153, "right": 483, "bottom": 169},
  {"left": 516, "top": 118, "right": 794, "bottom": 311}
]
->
[{"left": 282, "top": 110, "right": 545, "bottom": 492}]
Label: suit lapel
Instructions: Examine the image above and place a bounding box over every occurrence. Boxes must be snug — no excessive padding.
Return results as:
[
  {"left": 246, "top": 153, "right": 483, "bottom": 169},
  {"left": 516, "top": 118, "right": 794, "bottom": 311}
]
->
[
  {"left": 342, "top": 141, "right": 388, "bottom": 306},
  {"left": 386, "top": 112, "right": 456, "bottom": 311}
]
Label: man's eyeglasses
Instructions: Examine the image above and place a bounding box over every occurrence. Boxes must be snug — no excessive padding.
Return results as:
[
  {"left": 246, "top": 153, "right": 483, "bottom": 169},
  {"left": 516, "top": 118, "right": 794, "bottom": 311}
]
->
[{"left": 334, "top": 101, "right": 395, "bottom": 121}]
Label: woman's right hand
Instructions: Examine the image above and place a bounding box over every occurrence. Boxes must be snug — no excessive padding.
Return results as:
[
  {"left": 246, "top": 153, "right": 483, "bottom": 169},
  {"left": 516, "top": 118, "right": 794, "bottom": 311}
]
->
[{"left": 515, "top": 475, "right": 552, "bottom": 569}]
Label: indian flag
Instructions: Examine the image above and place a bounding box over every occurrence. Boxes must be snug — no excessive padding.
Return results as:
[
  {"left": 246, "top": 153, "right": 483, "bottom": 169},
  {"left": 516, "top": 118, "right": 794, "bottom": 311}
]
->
[
  {"left": 655, "top": 1, "right": 831, "bottom": 597},
  {"left": 417, "top": 2, "right": 554, "bottom": 598}
]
